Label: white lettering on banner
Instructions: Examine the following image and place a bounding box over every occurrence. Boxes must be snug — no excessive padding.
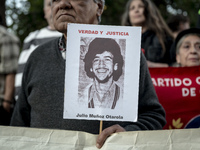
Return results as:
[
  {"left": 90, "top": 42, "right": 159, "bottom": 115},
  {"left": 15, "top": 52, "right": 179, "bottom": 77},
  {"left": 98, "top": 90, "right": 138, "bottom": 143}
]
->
[
  {"left": 152, "top": 78, "right": 193, "bottom": 87},
  {"left": 183, "top": 78, "right": 192, "bottom": 86},
  {"left": 182, "top": 88, "right": 196, "bottom": 97},
  {"left": 157, "top": 78, "right": 165, "bottom": 86},
  {"left": 152, "top": 78, "right": 157, "bottom": 86},
  {"left": 174, "top": 78, "right": 182, "bottom": 86},
  {"left": 182, "top": 88, "right": 189, "bottom": 97},
  {"left": 191, "top": 88, "right": 197, "bottom": 96},
  {"left": 196, "top": 77, "right": 200, "bottom": 85},
  {"left": 164, "top": 78, "right": 170, "bottom": 86},
  {"left": 170, "top": 78, "right": 174, "bottom": 87}
]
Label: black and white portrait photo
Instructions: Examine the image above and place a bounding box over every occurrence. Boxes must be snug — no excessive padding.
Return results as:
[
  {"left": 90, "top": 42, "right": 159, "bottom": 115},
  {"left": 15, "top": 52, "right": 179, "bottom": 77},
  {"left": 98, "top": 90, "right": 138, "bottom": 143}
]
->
[{"left": 78, "top": 37, "right": 126, "bottom": 110}]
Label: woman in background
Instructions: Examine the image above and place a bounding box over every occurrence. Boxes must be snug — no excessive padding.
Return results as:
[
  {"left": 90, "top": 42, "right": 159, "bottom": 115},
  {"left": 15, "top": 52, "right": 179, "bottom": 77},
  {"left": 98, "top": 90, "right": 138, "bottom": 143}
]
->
[{"left": 122, "top": 0, "right": 174, "bottom": 67}]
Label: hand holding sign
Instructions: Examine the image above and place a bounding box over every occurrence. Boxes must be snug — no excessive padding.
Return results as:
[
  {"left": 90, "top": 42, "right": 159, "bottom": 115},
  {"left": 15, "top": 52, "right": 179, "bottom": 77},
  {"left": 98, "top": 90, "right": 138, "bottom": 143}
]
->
[{"left": 96, "top": 124, "right": 126, "bottom": 149}]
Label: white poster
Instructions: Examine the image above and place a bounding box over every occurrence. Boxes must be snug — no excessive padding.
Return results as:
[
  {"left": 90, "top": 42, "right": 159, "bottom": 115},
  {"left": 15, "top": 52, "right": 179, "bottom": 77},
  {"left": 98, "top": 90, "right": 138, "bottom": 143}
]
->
[{"left": 64, "top": 23, "right": 141, "bottom": 122}]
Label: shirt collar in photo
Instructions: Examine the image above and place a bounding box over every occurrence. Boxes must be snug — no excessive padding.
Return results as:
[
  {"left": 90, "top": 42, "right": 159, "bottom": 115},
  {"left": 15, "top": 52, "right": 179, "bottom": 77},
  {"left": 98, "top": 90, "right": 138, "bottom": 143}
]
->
[{"left": 89, "top": 82, "right": 117, "bottom": 109}]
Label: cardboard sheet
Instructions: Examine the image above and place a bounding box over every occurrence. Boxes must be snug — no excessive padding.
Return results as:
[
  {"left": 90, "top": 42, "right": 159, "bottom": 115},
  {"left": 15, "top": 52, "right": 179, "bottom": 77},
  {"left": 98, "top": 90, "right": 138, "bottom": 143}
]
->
[{"left": 0, "top": 126, "right": 199, "bottom": 150}]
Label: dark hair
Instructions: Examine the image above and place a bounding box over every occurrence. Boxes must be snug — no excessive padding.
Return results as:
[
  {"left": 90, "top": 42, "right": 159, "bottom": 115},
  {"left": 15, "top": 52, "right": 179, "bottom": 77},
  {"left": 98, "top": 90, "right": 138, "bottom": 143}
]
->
[
  {"left": 84, "top": 38, "right": 124, "bottom": 81},
  {"left": 121, "top": 0, "right": 173, "bottom": 52},
  {"left": 121, "top": 0, "right": 148, "bottom": 26},
  {"left": 167, "top": 14, "right": 190, "bottom": 32}
]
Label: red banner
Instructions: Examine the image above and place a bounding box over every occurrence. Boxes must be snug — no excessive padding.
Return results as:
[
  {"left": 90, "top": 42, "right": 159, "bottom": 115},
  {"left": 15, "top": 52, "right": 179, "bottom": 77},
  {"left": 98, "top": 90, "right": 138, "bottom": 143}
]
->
[{"left": 149, "top": 66, "right": 200, "bottom": 129}]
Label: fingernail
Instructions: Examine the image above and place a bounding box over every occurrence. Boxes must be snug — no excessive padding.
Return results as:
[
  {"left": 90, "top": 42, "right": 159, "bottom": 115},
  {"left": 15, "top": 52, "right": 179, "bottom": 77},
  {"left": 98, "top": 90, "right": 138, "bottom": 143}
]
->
[{"left": 96, "top": 143, "right": 100, "bottom": 149}]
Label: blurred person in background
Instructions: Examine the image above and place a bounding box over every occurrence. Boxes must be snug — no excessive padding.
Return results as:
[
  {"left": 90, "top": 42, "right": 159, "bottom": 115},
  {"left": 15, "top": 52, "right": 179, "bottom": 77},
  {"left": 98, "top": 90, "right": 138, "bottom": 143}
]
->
[
  {"left": 0, "top": 15, "right": 20, "bottom": 125},
  {"left": 122, "top": 0, "right": 174, "bottom": 68},
  {"left": 14, "top": 0, "right": 62, "bottom": 100},
  {"left": 171, "top": 28, "right": 200, "bottom": 67},
  {"left": 167, "top": 14, "right": 190, "bottom": 39},
  {"left": 167, "top": 14, "right": 190, "bottom": 63}
]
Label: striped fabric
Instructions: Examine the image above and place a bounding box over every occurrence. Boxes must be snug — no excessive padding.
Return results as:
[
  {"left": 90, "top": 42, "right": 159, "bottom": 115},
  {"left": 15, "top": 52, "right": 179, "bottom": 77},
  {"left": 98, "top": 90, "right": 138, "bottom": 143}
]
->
[
  {"left": 0, "top": 25, "right": 20, "bottom": 99},
  {"left": 15, "top": 27, "right": 62, "bottom": 100}
]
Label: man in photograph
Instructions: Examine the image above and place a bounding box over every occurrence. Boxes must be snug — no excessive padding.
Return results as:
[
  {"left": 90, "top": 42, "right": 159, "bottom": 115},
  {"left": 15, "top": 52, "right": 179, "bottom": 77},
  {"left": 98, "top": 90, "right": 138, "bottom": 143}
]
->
[{"left": 83, "top": 38, "right": 124, "bottom": 109}]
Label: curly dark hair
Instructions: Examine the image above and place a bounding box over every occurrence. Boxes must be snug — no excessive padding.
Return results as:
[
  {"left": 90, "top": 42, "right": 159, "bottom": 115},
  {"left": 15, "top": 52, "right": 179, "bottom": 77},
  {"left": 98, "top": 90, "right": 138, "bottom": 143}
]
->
[{"left": 83, "top": 38, "right": 124, "bottom": 81}]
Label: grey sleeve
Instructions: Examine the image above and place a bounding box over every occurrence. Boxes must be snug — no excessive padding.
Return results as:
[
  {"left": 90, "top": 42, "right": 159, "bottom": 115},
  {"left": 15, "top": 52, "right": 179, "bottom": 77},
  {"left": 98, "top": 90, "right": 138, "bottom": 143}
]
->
[
  {"left": 10, "top": 63, "right": 31, "bottom": 127},
  {"left": 124, "top": 52, "right": 166, "bottom": 131}
]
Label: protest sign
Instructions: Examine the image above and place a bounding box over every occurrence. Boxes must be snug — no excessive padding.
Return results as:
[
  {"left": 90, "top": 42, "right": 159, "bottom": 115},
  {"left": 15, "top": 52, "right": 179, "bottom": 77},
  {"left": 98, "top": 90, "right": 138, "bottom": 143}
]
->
[
  {"left": 149, "top": 66, "right": 200, "bottom": 129},
  {"left": 64, "top": 24, "right": 141, "bottom": 122}
]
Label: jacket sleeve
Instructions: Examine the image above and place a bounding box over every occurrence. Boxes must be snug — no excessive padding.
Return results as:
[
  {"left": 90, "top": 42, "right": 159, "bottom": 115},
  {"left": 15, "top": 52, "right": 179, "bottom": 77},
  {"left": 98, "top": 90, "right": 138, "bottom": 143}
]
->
[
  {"left": 10, "top": 64, "right": 31, "bottom": 127},
  {"left": 124, "top": 52, "right": 166, "bottom": 131}
]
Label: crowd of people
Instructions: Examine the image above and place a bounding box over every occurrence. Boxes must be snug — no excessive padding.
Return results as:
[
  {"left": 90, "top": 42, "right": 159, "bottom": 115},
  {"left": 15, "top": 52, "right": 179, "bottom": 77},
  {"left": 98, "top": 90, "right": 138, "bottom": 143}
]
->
[{"left": 0, "top": 0, "right": 200, "bottom": 149}]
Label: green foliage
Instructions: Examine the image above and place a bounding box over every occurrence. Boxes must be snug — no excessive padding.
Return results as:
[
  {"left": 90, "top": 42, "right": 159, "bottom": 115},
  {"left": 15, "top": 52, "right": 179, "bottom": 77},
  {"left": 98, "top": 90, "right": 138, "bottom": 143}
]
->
[
  {"left": 7, "top": 0, "right": 47, "bottom": 43},
  {"left": 6, "top": 0, "right": 199, "bottom": 45},
  {"left": 101, "top": 0, "right": 127, "bottom": 25},
  {"left": 167, "top": 0, "right": 199, "bottom": 27}
]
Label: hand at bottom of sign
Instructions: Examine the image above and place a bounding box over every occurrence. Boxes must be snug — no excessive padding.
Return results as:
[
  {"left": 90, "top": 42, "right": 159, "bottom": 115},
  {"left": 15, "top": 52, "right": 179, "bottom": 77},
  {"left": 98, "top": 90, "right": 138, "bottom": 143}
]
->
[{"left": 96, "top": 124, "right": 125, "bottom": 149}]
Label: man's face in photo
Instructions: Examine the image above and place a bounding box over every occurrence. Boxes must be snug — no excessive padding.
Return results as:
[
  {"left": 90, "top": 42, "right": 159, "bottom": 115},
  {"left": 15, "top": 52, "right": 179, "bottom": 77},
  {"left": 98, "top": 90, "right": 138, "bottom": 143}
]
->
[{"left": 91, "top": 51, "right": 118, "bottom": 83}]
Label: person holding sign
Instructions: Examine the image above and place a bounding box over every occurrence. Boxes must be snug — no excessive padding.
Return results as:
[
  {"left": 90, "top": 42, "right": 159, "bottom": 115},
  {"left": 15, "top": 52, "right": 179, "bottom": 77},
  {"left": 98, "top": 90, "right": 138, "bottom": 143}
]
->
[
  {"left": 83, "top": 38, "right": 123, "bottom": 109},
  {"left": 10, "top": 0, "right": 166, "bottom": 149},
  {"left": 171, "top": 28, "right": 200, "bottom": 67}
]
